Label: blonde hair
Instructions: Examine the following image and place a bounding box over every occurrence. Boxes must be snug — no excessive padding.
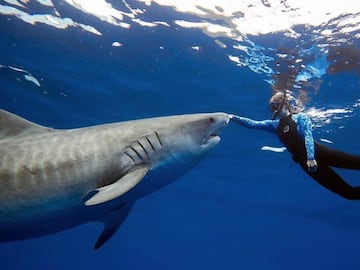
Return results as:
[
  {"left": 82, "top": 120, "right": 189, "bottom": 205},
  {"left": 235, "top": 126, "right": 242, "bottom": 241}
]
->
[
  {"left": 269, "top": 92, "right": 286, "bottom": 104},
  {"left": 269, "top": 91, "right": 301, "bottom": 114}
]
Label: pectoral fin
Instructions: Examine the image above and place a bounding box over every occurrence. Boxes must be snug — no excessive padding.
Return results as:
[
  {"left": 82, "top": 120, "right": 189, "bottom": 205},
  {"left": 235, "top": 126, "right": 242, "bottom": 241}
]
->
[{"left": 84, "top": 166, "right": 150, "bottom": 206}]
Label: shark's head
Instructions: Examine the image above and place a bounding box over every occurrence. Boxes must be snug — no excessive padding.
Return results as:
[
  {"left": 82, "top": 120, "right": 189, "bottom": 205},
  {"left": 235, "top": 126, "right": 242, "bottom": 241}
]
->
[
  {"left": 118, "top": 112, "right": 230, "bottom": 198},
  {"left": 157, "top": 112, "right": 230, "bottom": 161},
  {"left": 99, "top": 112, "right": 230, "bottom": 201}
]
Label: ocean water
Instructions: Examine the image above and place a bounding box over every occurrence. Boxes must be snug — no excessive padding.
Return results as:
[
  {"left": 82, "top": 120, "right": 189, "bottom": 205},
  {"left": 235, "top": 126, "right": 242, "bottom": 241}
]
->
[{"left": 1, "top": 1, "right": 360, "bottom": 269}]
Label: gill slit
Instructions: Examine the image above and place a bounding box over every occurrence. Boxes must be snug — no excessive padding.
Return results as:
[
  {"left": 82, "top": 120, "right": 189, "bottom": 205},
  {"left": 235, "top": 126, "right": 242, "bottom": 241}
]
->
[
  {"left": 155, "top": 131, "right": 163, "bottom": 147},
  {"left": 129, "top": 146, "right": 143, "bottom": 160},
  {"left": 146, "top": 136, "right": 156, "bottom": 151},
  {"left": 137, "top": 141, "right": 149, "bottom": 157},
  {"left": 125, "top": 152, "right": 136, "bottom": 162}
]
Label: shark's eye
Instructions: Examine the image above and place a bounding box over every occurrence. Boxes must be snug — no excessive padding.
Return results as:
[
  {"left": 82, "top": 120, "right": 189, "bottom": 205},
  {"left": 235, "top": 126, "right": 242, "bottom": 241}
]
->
[{"left": 209, "top": 117, "right": 215, "bottom": 124}]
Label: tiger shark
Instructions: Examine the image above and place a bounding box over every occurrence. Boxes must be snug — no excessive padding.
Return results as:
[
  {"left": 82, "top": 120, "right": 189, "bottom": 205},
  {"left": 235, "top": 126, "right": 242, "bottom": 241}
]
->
[{"left": 0, "top": 109, "right": 229, "bottom": 249}]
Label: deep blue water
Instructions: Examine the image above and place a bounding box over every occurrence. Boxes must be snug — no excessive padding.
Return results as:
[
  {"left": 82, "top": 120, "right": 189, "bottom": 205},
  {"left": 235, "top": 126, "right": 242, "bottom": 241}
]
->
[{"left": 1, "top": 1, "right": 360, "bottom": 269}]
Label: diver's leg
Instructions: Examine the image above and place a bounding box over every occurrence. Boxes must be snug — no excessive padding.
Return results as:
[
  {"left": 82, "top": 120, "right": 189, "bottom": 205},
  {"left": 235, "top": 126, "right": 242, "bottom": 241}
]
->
[
  {"left": 315, "top": 143, "right": 360, "bottom": 169},
  {"left": 300, "top": 162, "right": 360, "bottom": 200}
]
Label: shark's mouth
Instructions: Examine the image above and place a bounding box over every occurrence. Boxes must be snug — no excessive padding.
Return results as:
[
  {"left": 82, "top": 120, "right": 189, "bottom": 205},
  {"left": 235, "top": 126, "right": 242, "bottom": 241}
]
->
[
  {"left": 206, "top": 134, "right": 221, "bottom": 145},
  {"left": 202, "top": 130, "right": 222, "bottom": 148}
]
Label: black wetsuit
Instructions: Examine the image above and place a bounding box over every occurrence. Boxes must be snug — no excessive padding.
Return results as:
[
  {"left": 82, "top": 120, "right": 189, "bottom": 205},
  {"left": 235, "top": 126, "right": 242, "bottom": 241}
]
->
[{"left": 277, "top": 114, "right": 360, "bottom": 199}]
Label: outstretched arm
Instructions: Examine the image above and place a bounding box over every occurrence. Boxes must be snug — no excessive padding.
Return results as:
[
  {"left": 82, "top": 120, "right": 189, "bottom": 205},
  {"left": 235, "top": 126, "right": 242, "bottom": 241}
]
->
[
  {"left": 296, "top": 113, "right": 318, "bottom": 172},
  {"left": 230, "top": 114, "right": 278, "bottom": 132}
]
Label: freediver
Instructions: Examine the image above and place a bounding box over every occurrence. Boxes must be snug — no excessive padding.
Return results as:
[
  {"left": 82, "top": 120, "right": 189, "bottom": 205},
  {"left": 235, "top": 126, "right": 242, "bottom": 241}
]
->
[{"left": 231, "top": 92, "right": 360, "bottom": 200}]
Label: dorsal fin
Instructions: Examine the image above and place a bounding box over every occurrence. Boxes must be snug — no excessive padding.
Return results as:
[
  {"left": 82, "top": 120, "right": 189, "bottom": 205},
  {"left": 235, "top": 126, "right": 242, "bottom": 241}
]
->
[{"left": 0, "top": 109, "right": 54, "bottom": 140}]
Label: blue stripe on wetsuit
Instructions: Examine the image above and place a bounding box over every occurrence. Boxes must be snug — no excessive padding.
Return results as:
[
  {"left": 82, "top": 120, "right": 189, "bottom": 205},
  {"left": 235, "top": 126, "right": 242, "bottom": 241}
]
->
[{"left": 231, "top": 113, "right": 315, "bottom": 160}]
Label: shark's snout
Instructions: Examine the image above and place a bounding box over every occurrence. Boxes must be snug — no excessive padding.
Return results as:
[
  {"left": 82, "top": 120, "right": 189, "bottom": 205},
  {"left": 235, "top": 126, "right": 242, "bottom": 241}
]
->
[{"left": 201, "top": 113, "right": 229, "bottom": 148}]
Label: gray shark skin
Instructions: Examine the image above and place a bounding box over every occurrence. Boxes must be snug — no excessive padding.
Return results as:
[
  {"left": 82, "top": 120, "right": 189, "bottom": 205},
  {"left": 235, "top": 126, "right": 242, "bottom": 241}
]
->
[{"left": 0, "top": 110, "right": 229, "bottom": 249}]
